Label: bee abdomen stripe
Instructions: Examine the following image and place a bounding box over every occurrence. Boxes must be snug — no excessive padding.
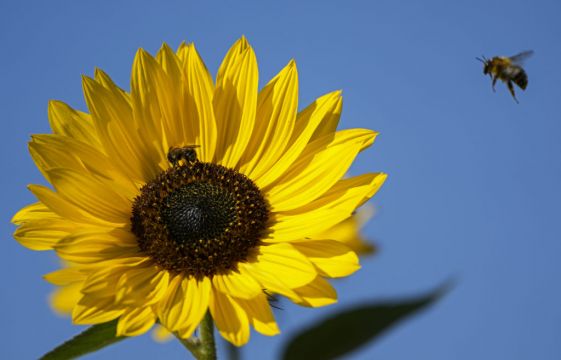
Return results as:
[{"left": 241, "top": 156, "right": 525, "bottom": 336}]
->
[{"left": 513, "top": 72, "right": 528, "bottom": 89}]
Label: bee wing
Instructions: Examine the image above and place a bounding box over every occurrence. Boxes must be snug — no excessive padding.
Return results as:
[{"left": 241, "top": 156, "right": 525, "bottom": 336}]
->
[{"left": 509, "top": 50, "right": 534, "bottom": 64}]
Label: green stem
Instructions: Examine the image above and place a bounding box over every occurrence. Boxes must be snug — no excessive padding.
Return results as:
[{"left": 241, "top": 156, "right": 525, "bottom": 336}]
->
[
  {"left": 176, "top": 336, "right": 201, "bottom": 357},
  {"left": 175, "top": 312, "right": 217, "bottom": 359},
  {"left": 198, "top": 311, "right": 217, "bottom": 360}
]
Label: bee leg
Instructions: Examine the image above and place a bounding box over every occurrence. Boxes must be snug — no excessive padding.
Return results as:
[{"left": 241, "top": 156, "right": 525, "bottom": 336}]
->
[
  {"left": 492, "top": 76, "right": 498, "bottom": 92},
  {"left": 507, "top": 81, "right": 519, "bottom": 103}
]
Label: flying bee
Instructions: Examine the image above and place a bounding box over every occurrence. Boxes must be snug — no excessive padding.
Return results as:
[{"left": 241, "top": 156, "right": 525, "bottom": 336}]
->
[
  {"left": 167, "top": 145, "right": 200, "bottom": 166},
  {"left": 477, "top": 50, "right": 533, "bottom": 103}
]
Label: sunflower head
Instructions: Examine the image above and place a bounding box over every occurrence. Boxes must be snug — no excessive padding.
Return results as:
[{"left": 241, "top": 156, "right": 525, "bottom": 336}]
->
[
  {"left": 131, "top": 151, "right": 270, "bottom": 278},
  {"left": 13, "top": 37, "right": 386, "bottom": 346}
]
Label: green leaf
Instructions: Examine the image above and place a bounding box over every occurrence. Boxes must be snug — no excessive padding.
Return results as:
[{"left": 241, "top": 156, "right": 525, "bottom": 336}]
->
[
  {"left": 282, "top": 282, "right": 451, "bottom": 360},
  {"left": 41, "top": 320, "right": 126, "bottom": 360}
]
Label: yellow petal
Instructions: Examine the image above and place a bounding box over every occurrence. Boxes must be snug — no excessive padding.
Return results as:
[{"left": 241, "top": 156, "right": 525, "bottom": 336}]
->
[
  {"left": 256, "top": 90, "right": 342, "bottom": 188},
  {"left": 158, "top": 276, "right": 211, "bottom": 337},
  {"left": 117, "top": 307, "right": 156, "bottom": 337},
  {"left": 130, "top": 50, "right": 171, "bottom": 170},
  {"left": 292, "top": 276, "right": 337, "bottom": 307},
  {"left": 27, "top": 148, "right": 52, "bottom": 184},
  {"left": 157, "top": 44, "right": 188, "bottom": 149},
  {"left": 28, "top": 185, "right": 107, "bottom": 225},
  {"left": 267, "top": 173, "right": 387, "bottom": 242},
  {"left": 29, "top": 134, "right": 138, "bottom": 200},
  {"left": 175, "top": 42, "right": 188, "bottom": 63},
  {"left": 209, "top": 288, "right": 250, "bottom": 346},
  {"left": 49, "top": 282, "right": 83, "bottom": 316},
  {"left": 265, "top": 129, "right": 377, "bottom": 212},
  {"left": 14, "top": 218, "right": 78, "bottom": 250},
  {"left": 94, "top": 68, "right": 129, "bottom": 101},
  {"left": 248, "top": 243, "right": 316, "bottom": 288},
  {"left": 314, "top": 206, "right": 376, "bottom": 255},
  {"left": 48, "top": 100, "right": 100, "bottom": 148},
  {"left": 73, "top": 295, "right": 124, "bottom": 325},
  {"left": 80, "top": 257, "right": 149, "bottom": 298},
  {"left": 292, "top": 240, "right": 360, "bottom": 278},
  {"left": 180, "top": 44, "right": 217, "bottom": 162},
  {"left": 234, "top": 294, "right": 280, "bottom": 336},
  {"left": 47, "top": 168, "right": 131, "bottom": 224},
  {"left": 11, "top": 202, "right": 56, "bottom": 224},
  {"left": 81, "top": 269, "right": 122, "bottom": 299},
  {"left": 213, "top": 37, "right": 258, "bottom": 168},
  {"left": 240, "top": 60, "right": 298, "bottom": 180},
  {"left": 267, "top": 209, "right": 349, "bottom": 243},
  {"left": 134, "top": 48, "right": 183, "bottom": 152},
  {"left": 115, "top": 264, "right": 170, "bottom": 306},
  {"left": 29, "top": 135, "right": 89, "bottom": 175},
  {"left": 212, "top": 268, "right": 262, "bottom": 300},
  {"left": 83, "top": 75, "right": 160, "bottom": 183},
  {"left": 309, "top": 92, "right": 343, "bottom": 141},
  {"left": 55, "top": 228, "right": 138, "bottom": 264},
  {"left": 291, "top": 173, "right": 387, "bottom": 213},
  {"left": 156, "top": 43, "right": 183, "bottom": 81},
  {"left": 44, "top": 267, "right": 87, "bottom": 286},
  {"left": 238, "top": 262, "right": 301, "bottom": 301}
]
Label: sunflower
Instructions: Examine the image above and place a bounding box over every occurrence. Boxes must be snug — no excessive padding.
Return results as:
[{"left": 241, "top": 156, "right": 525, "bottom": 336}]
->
[{"left": 13, "top": 37, "right": 386, "bottom": 346}]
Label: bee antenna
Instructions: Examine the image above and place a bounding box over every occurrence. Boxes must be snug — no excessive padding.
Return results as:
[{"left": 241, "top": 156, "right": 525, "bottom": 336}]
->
[{"left": 475, "top": 56, "right": 486, "bottom": 63}]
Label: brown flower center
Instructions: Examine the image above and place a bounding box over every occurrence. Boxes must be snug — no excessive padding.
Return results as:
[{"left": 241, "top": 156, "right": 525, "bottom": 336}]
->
[{"left": 131, "top": 147, "right": 269, "bottom": 278}]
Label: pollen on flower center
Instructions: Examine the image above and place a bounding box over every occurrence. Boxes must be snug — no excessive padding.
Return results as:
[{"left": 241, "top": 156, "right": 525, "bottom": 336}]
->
[{"left": 131, "top": 147, "right": 269, "bottom": 278}]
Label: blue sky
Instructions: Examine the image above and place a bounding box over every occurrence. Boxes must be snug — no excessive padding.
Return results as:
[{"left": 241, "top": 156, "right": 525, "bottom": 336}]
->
[{"left": 2, "top": 0, "right": 561, "bottom": 359}]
